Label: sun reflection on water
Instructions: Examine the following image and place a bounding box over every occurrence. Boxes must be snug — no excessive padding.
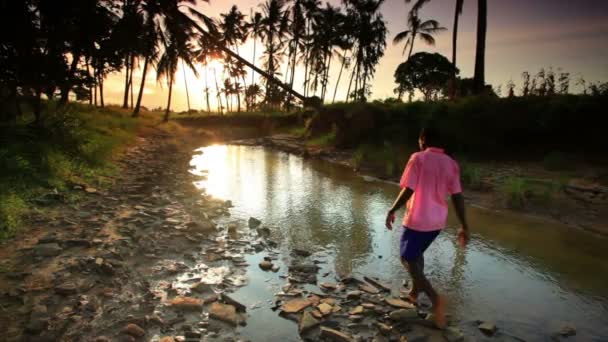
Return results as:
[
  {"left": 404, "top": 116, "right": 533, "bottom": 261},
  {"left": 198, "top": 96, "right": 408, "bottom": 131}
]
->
[{"left": 189, "top": 145, "right": 230, "bottom": 199}]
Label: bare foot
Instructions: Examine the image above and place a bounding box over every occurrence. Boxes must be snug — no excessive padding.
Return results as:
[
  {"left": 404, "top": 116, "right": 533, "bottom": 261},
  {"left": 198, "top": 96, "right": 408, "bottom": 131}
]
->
[
  {"left": 405, "top": 291, "right": 418, "bottom": 305},
  {"left": 432, "top": 295, "right": 447, "bottom": 329}
]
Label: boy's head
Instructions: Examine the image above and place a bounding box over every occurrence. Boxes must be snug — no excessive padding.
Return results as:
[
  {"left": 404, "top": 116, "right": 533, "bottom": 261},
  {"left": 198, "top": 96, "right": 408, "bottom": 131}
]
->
[{"left": 419, "top": 124, "right": 441, "bottom": 150}]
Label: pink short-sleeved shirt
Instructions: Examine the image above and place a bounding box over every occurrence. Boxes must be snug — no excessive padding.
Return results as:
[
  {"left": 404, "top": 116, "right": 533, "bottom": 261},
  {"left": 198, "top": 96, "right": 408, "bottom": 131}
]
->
[{"left": 400, "top": 147, "right": 462, "bottom": 232}]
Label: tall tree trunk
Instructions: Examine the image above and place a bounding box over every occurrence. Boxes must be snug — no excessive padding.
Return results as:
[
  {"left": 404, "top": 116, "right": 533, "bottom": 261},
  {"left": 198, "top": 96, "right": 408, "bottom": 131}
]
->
[
  {"left": 213, "top": 68, "right": 223, "bottom": 114},
  {"left": 332, "top": 52, "right": 348, "bottom": 103},
  {"left": 474, "top": 0, "right": 487, "bottom": 94},
  {"left": 321, "top": 51, "right": 332, "bottom": 101},
  {"left": 86, "top": 59, "right": 93, "bottom": 105},
  {"left": 289, "top": 36, "right": 298, "bottom": 89},
  {"left": 94, "top": 67, "right": 98, "bottom": 107},
  {"left": 130, "top": 58, "right": 135, "bottom": 109},
  {"left": 60, "top": 53, "right": 80, "bottom": 104},
  {"left": 450, "top": 0, "right": 462, "bottom": 99},
  {"left": 182, "top": 60, "right": 191, "bottom": 111},
  {"left": 133, "top": 56, "right": 149, "bottom": 117},
  {"left": 408, "top": 33, "right": 416, "bottom": 59},
  {"left": 98, "top": 73, "right": 105, "bottom": 108},
  {"left": 122, "top": 53, "right": 131, "bottom": 108},
  {"left": 346, "top": 63, "right": 356, "bottom": 102},
  {"left": 33, "top": 87, "right": 42, "bottom": 126},
  {"left": 164, "top": 74, "right": 174, "bottom": 122},
  {"left": 204, "top": 66, "right": 211, "bottom": 114},
  {"left": 251, "top": 38, "right": 257, "bottom": 86}
]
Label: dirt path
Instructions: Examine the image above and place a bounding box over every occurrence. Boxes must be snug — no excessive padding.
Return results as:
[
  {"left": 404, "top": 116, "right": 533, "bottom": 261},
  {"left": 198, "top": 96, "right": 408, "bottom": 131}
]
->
[{"left": 0, "top": 128, "right": 253, "bottom": 341}]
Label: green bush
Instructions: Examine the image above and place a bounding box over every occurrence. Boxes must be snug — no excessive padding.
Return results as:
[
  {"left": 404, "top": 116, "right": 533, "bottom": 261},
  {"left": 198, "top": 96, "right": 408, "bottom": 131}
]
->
[
  {"left": 502, "top": 177, "right": 528, "bottom": 209},
  {"left": 0, "top": 103, "right": 141, "bottom": 238},
  {"left": 0, "top": 193, "right": 27, "bottom": 239},
  {"left": 461, "top": 163, "right": 483, "bottom": 190}
]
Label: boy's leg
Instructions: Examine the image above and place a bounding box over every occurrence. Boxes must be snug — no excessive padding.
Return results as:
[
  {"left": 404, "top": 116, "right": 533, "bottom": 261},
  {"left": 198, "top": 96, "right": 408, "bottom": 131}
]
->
[
  {"left": 404, "top": 255, "right": 446, "bottom": 328},
  {"left": 401, "top": 256, "right": 424, "bottom": 303}
]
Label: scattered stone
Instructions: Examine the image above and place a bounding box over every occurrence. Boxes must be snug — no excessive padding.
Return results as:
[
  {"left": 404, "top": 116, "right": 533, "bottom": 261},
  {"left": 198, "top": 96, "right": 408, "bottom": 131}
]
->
[
  {"left": 122, "top": 323, "right": 145, "bottom": 338},
  {"left": 221, "top": 294, "right": 247, "bottom": 312},
  {"left": 248, "top": 217, "right": 262, "bottom": 228},
  {"left": 321, "top": 297, "right": 337, "bottom": 306},
  {"left": 159, "top": 337, "right": 176, "bottom": 342},
  {"left": 33, "top": 243, "right": 62, "bottom": 257},
  {"left": 376, "top": 322, "right": 393, "bottom": 335},
  {"left": 320, "top": 327, "right": 354, "bottom": 342},
  {"left": 299, "top": 311, "right": 320, "bottom": 334},
  {"left": 168, "top": 296, "right": 203, "bottom": 311},
  {"left": 359, "top": 283, "right": 380, "bottom": 294},
  {"left": 444, "top": 326, "right": 464, "bottom": 342},
  {"left": 190, "top": 282, "right": 212, "bottom": 294},
  {"left": 55, "top": 282, "right": 78, "bottom": 295},
  {"left": 293, "top": 249, "right": 311, "bottom": 257},
  {"left": 311, "top": 310, "right": 324, "bottom": 319},
  {"left": 559, "top": 325, "right": 576, "bottom": 337},
  {"left": 349, "top": 306, "right": 364, "bottom": 315},
  {"left": 389, "top": 309, "right": 418, "bottom": 321},
  {"left": 280, "top": 298, "right": 312, "bottom": 313},
  {"left": 259, "top": 260, "right": 273, "bottom": 271},
  {"left": 318, "top": 303, "right": 333, "bottom": 316},
  {"left": 346, "top": 290, "right": 362, "bottom": 300},
  {"left": 95, "top": 257, "right": 104, "bottom": 266},
  {"left": 85, "top": 187, "right": 98, "bottom": 194},
  {"left": 363, "top": 276, "right": 390, "bottom": 292},
  {"left": 362, "top": 303, "right": 376, "bottom": 310},
  {"left": 209, "top": 302, "right": 239, "bottom": 326},
  {"left": 320, "top": 282, "right": 338, "bottom": 291},
  {"left": 349, "top": 314, "right": 363, "bottom": 322},
  {"left": 271, "top": 265, "right": 280, "bottom": 272},
  {"left": 478, "top": 321, "right": 497, "bottom": 335},
  {"left": 385, "top": 298, "right": 415, "bottom": 309}
]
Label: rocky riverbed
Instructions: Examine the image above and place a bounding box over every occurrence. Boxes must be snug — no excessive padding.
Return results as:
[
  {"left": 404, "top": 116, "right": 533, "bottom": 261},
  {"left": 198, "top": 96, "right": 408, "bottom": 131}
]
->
[{"left": 0, "top": 128, "right": 588, "bottom": 342}]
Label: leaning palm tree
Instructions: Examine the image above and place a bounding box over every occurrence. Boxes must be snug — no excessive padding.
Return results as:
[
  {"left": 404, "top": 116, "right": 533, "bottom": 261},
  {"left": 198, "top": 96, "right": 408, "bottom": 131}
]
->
[
  {"left": 473, "top": 0, "right": 487, "bottom": 94},
  {"left": 393, "top": 13, "right": 446, "bottom": 59}
]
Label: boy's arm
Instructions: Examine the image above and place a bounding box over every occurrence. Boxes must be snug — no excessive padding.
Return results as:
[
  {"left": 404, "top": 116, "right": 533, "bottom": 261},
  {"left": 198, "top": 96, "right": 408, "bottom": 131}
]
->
[
  {"left": 450, "top": 193, "right": 469, "bottom": 245},
  {"left": 385, "top": 187, "right": 414, "bottom": 230}
]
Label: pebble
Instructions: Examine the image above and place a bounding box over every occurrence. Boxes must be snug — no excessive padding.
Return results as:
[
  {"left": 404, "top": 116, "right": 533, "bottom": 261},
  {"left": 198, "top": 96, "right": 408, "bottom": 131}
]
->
[
  {"left": 478, "top": 321, "right": 497, "bottom": 335},
  {"left": 320, "top": 327, "right": 354, "bottom": 342},
  {"left": 122, "top": 323, "right": 145, "bottom": 337},
  {"left": 299, "top": 311, "right": 320, "bottom": 333}
]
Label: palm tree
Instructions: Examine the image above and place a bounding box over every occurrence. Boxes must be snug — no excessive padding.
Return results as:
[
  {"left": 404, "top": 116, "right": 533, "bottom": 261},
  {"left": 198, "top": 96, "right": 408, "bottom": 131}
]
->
[
  {"left": 220, "top": 5, "right": 247, "bottom": 111},
  {"left": 473, "top": 0, "right": 487, "bottom": 94},
  {"left": 393, "top": 13, "right": 446, "bottom": 59},
  {"left": 284, "top": 0, "right": 306, "bottom": 91},
  {"left": 344, "top": 0, "right": 387, "bottom": 102},
  {"left": 302, "top": 0, "right": 321, "bottom": 97},
  {"left": 132, "top": 1, "right": 161, "bottom": 117},
  {"left": 260, "top": 0, "right": 288, "bottom": 105},
  {"left": 247, "top": 11, "right": 264, "bottom": 88}
]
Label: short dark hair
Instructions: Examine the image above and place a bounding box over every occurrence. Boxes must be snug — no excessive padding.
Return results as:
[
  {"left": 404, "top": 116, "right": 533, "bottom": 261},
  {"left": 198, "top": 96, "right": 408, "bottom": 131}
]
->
[{"left": 420, "top": 123, "right": 441, "bottom": 147}]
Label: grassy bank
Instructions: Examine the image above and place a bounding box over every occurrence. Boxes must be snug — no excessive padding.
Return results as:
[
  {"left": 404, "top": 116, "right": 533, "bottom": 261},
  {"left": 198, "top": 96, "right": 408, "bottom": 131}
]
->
[
  {"left": 299, "top": 95, "right": 608, "bottom": 210},
  {"left": 0, "top": 103, "right": 161, "bottom": 238}
]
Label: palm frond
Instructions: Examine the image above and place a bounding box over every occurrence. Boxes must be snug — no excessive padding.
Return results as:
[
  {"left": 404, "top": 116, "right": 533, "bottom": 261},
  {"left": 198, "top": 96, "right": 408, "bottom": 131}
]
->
[
  {"left": 418, "top": 32, "right": 436, "bottom": 45},
  {"left": 392, "top": 30, "right": 411, "bottom": 44}
]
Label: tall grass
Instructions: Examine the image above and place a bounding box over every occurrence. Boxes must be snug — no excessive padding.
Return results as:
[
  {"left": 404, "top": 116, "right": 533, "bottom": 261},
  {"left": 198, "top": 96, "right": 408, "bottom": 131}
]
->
[{"left": 0, "top": 102, "right": 146, "bottom": 238}]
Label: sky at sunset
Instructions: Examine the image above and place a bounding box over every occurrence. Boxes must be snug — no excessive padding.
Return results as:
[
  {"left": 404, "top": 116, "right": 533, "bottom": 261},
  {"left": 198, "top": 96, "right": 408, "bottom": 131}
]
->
[{"left": 104, "top": 0, "right": 608, "bottom": 111}]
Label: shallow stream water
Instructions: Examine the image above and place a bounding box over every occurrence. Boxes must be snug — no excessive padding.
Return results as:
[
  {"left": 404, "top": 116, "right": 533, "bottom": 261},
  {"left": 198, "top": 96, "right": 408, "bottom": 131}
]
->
[{"left": 189, "top": 145, "right": 608, "bottom": 341}]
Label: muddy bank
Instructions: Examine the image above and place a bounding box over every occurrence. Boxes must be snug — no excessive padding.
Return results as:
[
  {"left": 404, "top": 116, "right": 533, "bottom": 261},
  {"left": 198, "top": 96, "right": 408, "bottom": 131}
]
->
[{"left": 231, "top": 134, "right": 608, "bottom": 236}]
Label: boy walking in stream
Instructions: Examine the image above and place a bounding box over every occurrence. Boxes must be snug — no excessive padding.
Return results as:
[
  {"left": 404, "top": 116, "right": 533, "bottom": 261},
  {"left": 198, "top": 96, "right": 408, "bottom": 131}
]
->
[{"left": 385, "top": 125, "right": 470, "bottom": 328}]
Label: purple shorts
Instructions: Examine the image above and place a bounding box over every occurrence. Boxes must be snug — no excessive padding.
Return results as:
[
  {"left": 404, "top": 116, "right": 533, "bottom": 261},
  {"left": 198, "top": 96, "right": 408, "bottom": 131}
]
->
[{"left": 400, "top": 227, "right": 440, "bottom": 262}]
